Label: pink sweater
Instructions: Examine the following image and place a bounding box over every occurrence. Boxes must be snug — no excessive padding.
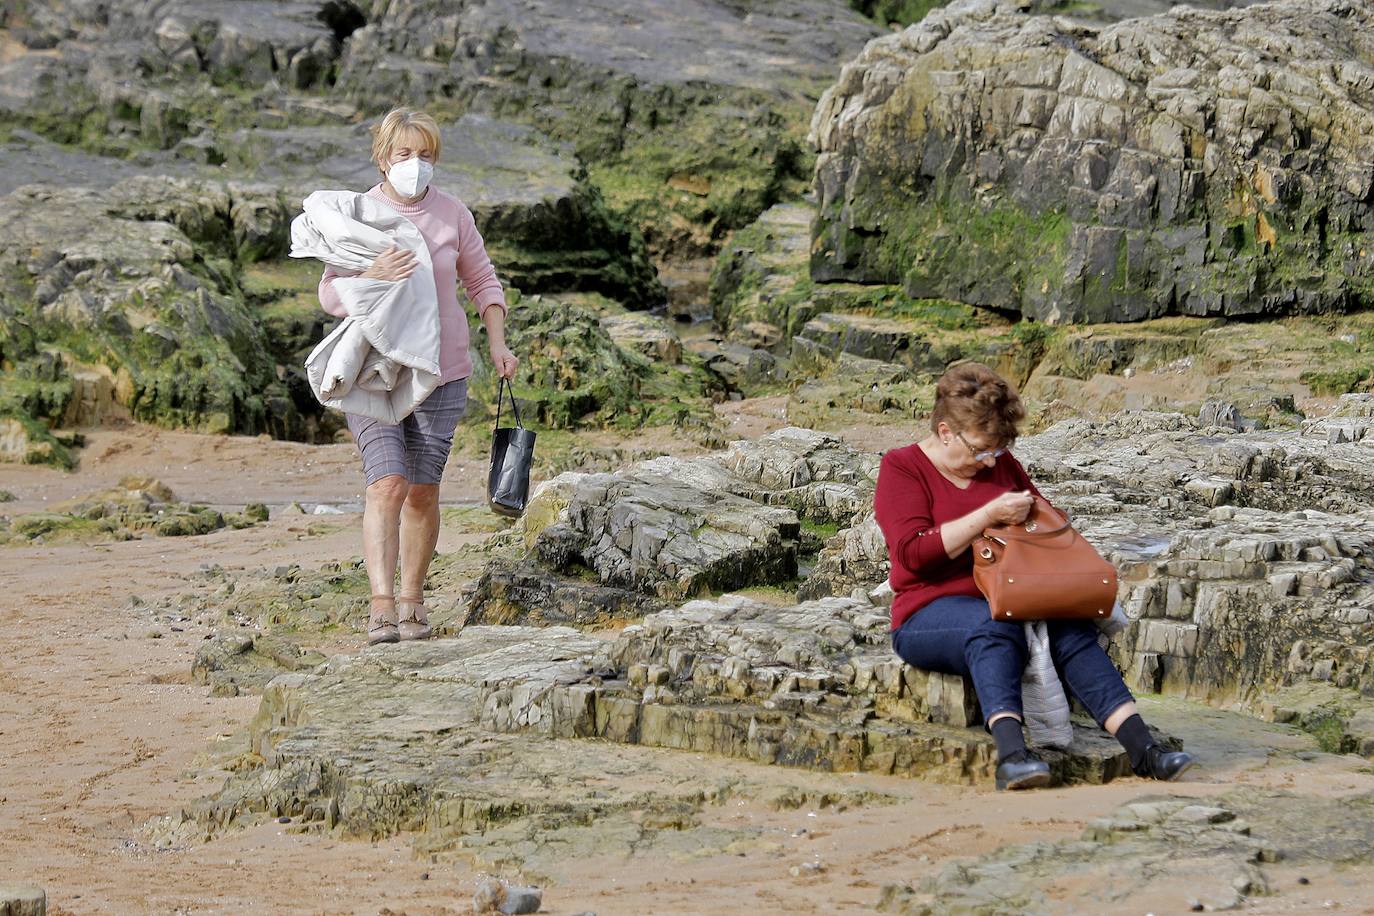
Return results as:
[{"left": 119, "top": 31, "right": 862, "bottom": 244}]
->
[{"left": 318, "top": 184, "right": 508, "bottom": 384}]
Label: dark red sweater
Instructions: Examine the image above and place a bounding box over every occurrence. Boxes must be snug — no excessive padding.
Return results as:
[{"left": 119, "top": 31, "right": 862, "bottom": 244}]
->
[{"left": 874, "top": 443, "right": 1044, "bottom": 632}]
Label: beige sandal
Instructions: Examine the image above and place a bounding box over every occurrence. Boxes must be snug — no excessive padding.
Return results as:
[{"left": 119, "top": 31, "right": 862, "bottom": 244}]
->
[
  {"left": 397, "top": 592, "right": 433, "bottom": 641},
  {"left": 367, "top": 594, "right": 399, "bottom": 645}
]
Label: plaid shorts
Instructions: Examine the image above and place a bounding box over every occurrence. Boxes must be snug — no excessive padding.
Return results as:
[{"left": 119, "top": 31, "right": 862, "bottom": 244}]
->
[{"left": 345, "top": 379, "right": 468, "bottom": 486}]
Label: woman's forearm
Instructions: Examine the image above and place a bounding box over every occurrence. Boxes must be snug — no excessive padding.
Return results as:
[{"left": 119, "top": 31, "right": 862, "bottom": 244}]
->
[
  {"left": 941, "top": 504, "right": 993, "bottom": 559},
  {"left": 481, "top": 305, "right": 507, "bottom": 349}
]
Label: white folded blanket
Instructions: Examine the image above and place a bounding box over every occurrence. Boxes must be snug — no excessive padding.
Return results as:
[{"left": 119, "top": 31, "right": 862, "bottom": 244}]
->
[{"left": 291, "top": 190, "right": 442, "bottom": 424}]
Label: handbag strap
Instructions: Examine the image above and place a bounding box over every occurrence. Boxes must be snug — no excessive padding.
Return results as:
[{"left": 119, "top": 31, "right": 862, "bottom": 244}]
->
[
  {"left": 986, "top": 497, "right": 1073, "bottom": 542},
  {"left": 494, "top": 376, "right": 523, "bottom": 430}
]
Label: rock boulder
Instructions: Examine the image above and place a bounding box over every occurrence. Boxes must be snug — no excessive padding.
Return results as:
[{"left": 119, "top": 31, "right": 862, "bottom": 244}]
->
[{"left": 812, "top": 0, "right": 1374, "bottom": 323}]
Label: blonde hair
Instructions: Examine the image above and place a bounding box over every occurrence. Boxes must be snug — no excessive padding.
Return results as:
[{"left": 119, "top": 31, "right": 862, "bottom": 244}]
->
[{"left": 370, "top": 108, "right": 442, "bottom": 171}]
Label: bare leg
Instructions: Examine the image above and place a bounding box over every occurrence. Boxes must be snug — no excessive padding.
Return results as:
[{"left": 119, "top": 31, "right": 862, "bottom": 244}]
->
[
  {"left": 399, "top": 483, "right": 441, "bottom": 598},
  {"left": 363, "top": 475, "right": 410, "bottom": 596},
  {"left": 1103, "top": 700, "right": 1139, "bottom": 735}
]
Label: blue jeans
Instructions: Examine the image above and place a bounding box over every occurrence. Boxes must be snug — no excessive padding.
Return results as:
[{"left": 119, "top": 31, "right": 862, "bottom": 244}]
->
[{"left": 891, "top": 595, "right": 1135, "bottom": 727}]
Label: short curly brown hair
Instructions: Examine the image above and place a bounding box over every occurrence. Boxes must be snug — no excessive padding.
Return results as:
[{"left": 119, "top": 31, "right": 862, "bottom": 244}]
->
[{"left": 929, "top": 362, "right": 1025, "bottom": 446}]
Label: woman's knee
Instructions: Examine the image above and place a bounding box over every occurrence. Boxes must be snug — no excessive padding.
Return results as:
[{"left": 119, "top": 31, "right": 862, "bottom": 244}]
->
[
  {"left": 367, "top": 474, "right": 410, "bottom": 509},
  {"left": 404, "top": 483, "right": 440, "bottom": 510}
]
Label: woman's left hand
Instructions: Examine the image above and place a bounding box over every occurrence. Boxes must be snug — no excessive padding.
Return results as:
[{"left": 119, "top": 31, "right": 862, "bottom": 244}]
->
[{"left": 490, "top": 344, "right": 519, "bottom": 380}]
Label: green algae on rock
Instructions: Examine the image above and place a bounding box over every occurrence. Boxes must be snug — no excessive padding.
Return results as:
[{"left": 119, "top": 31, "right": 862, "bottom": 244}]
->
[
  {"left": 329, "top": 0, "right": 881, "bottom": 258},
  {"left": 0, "top": 477, "right": 266, "bottom": 545},
  {"left": 812, "top": 0, "right": 1374, "bottom": 323},
  {"left": 464, "top": 295, "right": 718, "bottom": 432},
  {"left": 0, "top": 181, "right": 304, "bottom": 441}
]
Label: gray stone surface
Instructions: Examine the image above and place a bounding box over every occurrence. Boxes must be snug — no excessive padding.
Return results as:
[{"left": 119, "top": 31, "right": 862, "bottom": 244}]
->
[
  {"left": 154, "top": 626, "right": 911, "bottom": 879},
  {"left": 469, "top": 428, "right": 879, "bottom": 623},
  {"left": 0, "top": 0, "right": 879, "bottom": 261},
  {"left": 192, "top": 632, "right": 327, "bottom": 697},
  {"left": 812, "top": 0, "right": 1374, "bottom": 323},
  {"left": 0, "top": 885, "right": 46, "bottom": 916},
  {"left": 335, "top": 0, "right": 879, "bottom": 96},
  {"left": 158, "top": 618, "right": 1144, "bottom": 867},
  {"left": 479, "top": 592, "right": 1149, "bottom": 785},
  {"left": 880, "top": 789, "right": 1374, "bottom": 914},
  {"left": 795, "top": 403, "right": 1374, "bottom": 715}
]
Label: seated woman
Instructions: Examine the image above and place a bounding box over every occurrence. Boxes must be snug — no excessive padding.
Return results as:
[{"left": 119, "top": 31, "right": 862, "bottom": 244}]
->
[{"left": 874, "top": 362, "right": 1194, "bottom": 790}]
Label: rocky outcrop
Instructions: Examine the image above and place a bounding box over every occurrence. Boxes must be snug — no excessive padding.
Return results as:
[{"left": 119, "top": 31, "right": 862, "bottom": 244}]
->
[
  {"left": 1, "top": 0, "right": 880, "bottom": 260},
  {"left": 0, "top": 117, "right": 665, "bottom": 448},
  {"left": 793, "top": 402, "right": 1374, "bottom": 732},
  {"left": 464, "top": 296, "right": 715, "bottom": 430},
  {"left": 1018, "top": 410, "right": 1374, "bottom": 712},
  {"left": 193, "top": 632, "right": 327, "bottom": 697},
  {"left": 0, "top": 179, "right": 305, "bottom": 441},
  {"left": 0, "top": 885, "right": 46, "bottom": 916},
  {"left": 157, "top": 626, "right": 917, "bottom": 879},
  {"left": 330, "top": 0, "right": 881, "bottom": 255},
  {"left": 159, "top": 616, "right": 1150, "bottom": 871},
  {"left": 484, "top": 592, "right": 1148, "bottom": 784},
  {"left": 468, "top": 428, "right": 879, "bottom": 623},
  {"left": 785, "top": 353, "right": 936, "bottom": 428},
  {"left": 466, "top": 406, "right": 1374, "bottom": 729},
  {"left": 0, "top": 0, "right": 882, "bottom": 449},
  {"left": 882, "top": 788, "right": 1374, "bottom": 914},
  {"left": 0, "top": 478, "right": 266, "bottom": 544},
  {"left": 852, "top": 0, "right": 1263, "bottom": 29},
  {"left": 812, "top": 0, "right": 1374, "bottom": 323}
]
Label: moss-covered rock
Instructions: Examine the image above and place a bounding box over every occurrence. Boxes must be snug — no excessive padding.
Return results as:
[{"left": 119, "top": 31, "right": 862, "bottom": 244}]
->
[
  {"left": 0, "top": 179, "right": 325, "bottom": 442},
  {"left": 812, "top": 0, "right": 1374, "bottom": 323},
  {"left": 466, "top": 295, "right": 718, "bottom": 432},
  {"left": 0, "top": 414, "right": 77, "bottom": 469},
  {"left": 709, "top": 204, "right": 1040, "bottom": 388},
  {"left": 326, "top": 1, "right": 881, "bottom": 258},
  {"left": 786, "top": 353, "right": 936, "bottom": 429},
  {"left": 0, "top": 477, "right": 264, "bottom": 544}
]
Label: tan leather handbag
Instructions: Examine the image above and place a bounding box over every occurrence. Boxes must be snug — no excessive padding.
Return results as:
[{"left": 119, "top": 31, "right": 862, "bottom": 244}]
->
[{"left": 972, "top": 497, "right": 1118, "bottom": 621}]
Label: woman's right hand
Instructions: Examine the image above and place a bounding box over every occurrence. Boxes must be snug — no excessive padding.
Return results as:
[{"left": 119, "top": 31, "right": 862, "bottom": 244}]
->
[
  {"left": 984, "top": 490, "right": 1035, "bottom": 526},
  {"left": 361, "top": 244, "right": 417, "bottom": 281}
]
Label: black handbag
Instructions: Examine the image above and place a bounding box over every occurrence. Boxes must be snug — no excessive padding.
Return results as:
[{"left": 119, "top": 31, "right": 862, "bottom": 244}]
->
[{"left": 488, "top": 377, "right": 536, "bottom": 517}]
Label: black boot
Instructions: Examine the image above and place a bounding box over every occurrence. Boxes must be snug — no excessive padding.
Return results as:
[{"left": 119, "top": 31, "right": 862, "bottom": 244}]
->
[
  {"left": 995, "top": 751, "right": 1053, "bottom": 790},
  {"left": 1141, "top": 745, "right": 1195, "bottom": 781},
  {"left": 991, "top": 717, "right": 1051, "bottom": 791},
  {"left": 1115, "top": 713, "right": 1195, "bottom": 781}
]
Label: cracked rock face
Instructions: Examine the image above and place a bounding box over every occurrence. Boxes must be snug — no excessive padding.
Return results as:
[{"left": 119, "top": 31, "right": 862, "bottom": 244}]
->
[
  {"left": 468, "top": 412, "right": 1374, "bottom": 734},
  {"left": 0, "top": 180, "right": 291, "bottom": 436},
  {"left": 157, "top": 618, "right": 1146, "bottom": 870},
  {"left": 468, "top": 428, "right": 879, "bottom": 623},
  {"left": 796, "top": 402, "right": 1374, "bottom": 732},
  {"left": 811, "top": 0, "right": 1374, "bottom": 323},
  {"left": 881, "top": 789, "right": 1374, "bottom": 914}
]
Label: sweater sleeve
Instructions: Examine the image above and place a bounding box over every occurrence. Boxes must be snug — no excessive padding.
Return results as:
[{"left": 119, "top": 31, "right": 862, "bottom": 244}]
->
[
  {"left": 874, "top": 451, "right": 957, "bottom": 580},
  {"left": 318, "top": 265, "right": 353, "bottom": 318},
  {"left": 455, "top": 204, "right": 507, "bottom": 317}
]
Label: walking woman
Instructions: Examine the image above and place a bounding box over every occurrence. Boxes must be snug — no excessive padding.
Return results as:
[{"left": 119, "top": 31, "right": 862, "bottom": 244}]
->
[
  {"left": 318, "top": 107, "right": 519, "bottom": 645},
  {"left": 875, "top": 362, "right": 1193, "bottom": 789}
]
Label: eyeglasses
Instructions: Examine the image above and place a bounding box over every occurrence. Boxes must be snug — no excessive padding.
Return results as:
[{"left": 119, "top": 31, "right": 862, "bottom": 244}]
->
[{"left": 956, "top": 431, "right": 1009, "bottom": 463}]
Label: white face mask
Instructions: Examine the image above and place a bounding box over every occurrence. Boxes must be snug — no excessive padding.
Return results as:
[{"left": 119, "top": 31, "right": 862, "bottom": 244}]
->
[{"left": 387, "top": 156, "right": 434, "bottom": 198}]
